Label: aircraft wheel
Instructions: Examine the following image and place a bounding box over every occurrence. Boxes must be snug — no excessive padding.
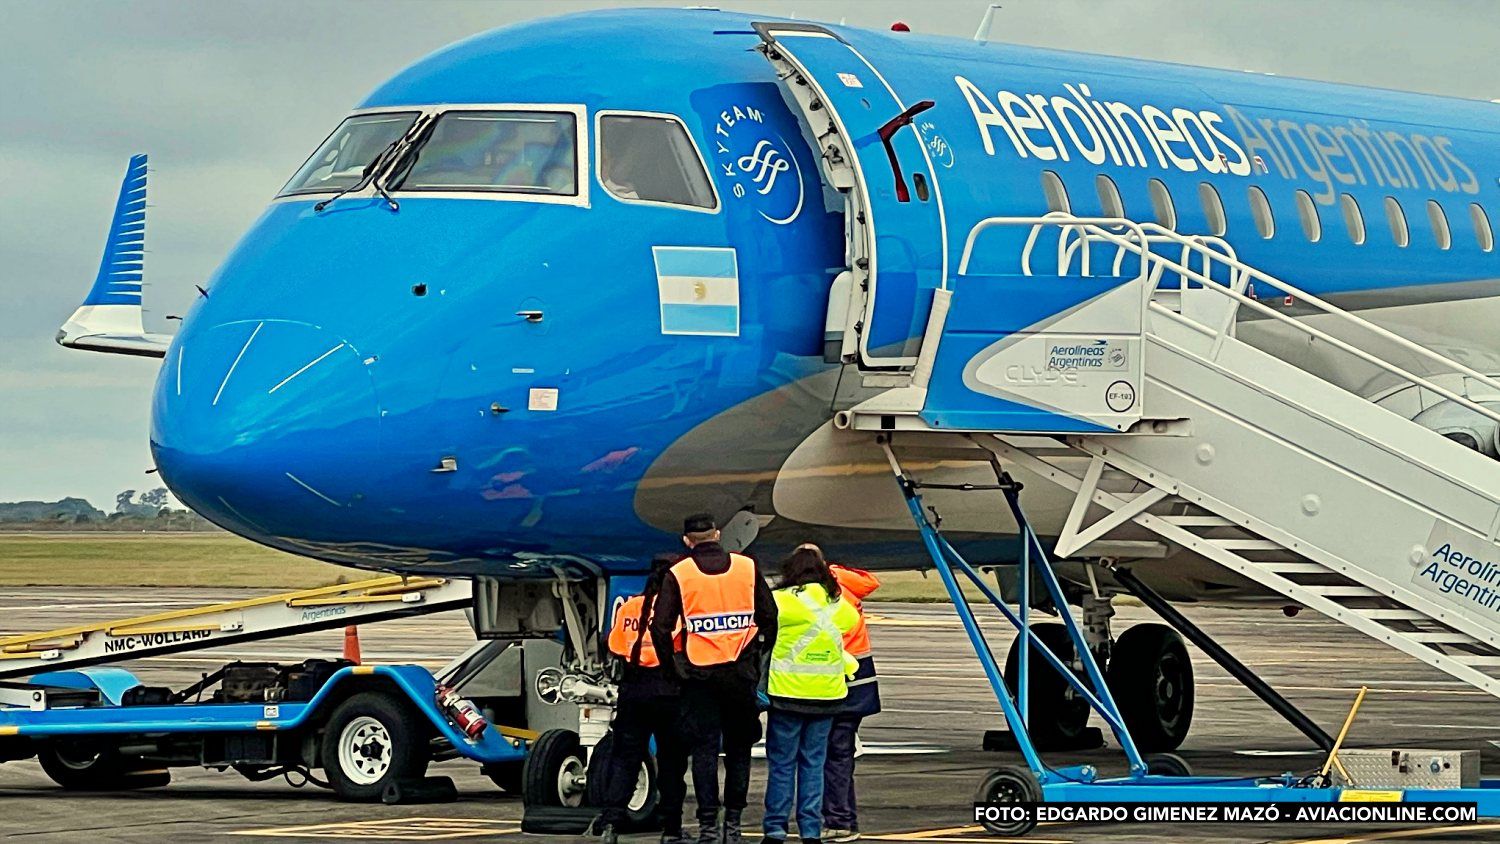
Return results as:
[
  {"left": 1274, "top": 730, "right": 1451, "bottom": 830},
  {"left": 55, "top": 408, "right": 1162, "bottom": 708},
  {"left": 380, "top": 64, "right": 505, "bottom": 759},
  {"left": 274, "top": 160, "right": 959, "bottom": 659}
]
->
[
  {"left": 585, "top": 731, "right": 659, "bottom": 824},
  {"left": 973, "top": 765, "right": 1041, "bottom": 836},
  {"left": 37, "top": 740, "right": 169, "bottom": 791},
  {"left": 321, "top": 692, "right": 430, "bottom": 802},
  {"left": 522, "top": 729, "right": 587, "bottom": 808},
  {"left": 1003, "top": 622, "right": 1091, "bottom": 748},
  {"left": 1107, "top": 623, "right": 1194, "bottom": 752}
]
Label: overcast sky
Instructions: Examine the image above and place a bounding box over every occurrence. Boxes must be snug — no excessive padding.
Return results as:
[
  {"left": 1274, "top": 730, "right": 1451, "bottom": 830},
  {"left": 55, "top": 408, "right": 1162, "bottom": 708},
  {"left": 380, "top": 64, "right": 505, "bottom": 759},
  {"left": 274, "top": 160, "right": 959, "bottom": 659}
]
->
[{"left": 1, "top": 0, "right": 1496, "bottom": 510}]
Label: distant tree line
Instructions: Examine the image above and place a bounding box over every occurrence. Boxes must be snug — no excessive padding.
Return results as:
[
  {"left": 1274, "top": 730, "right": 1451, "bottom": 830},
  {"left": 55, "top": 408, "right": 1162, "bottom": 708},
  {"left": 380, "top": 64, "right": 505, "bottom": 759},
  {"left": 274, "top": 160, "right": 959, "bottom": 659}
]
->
[{"left": 0, "top": 489, "right": 219, "bottom": 531}]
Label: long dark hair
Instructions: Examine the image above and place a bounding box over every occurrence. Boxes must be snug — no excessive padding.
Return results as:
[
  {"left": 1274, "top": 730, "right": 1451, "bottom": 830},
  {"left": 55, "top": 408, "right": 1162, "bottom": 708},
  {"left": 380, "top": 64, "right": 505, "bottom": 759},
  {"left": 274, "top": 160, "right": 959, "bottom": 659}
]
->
[
  {"left": 631, "top": 553, "right": 679, "bottom": 664},
  {"left": 778, "top": 544, "right": 840, "bottom": 602}
]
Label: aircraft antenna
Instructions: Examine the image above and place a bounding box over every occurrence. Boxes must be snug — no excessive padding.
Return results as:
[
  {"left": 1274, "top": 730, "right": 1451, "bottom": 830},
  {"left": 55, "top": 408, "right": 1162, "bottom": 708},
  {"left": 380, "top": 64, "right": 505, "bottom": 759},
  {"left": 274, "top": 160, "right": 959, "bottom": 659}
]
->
[{"left": 974, "top": 3, "right": 1001, "bottom": 42}]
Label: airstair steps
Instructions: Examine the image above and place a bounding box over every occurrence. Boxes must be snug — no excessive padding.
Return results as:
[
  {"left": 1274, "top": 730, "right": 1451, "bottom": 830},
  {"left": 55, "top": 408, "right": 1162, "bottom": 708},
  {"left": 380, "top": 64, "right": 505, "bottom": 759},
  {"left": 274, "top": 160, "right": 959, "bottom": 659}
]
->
[{"left": 844, "top": 214, "right": 1500, "bottom": 700}]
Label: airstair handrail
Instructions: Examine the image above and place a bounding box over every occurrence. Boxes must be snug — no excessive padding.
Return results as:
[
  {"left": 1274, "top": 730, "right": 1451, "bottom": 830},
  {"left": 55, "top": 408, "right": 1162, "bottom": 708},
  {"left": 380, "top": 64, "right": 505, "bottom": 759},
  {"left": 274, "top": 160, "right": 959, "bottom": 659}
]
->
[{"left": 958, "top": 215, "right": 1500, "bottom": 430}]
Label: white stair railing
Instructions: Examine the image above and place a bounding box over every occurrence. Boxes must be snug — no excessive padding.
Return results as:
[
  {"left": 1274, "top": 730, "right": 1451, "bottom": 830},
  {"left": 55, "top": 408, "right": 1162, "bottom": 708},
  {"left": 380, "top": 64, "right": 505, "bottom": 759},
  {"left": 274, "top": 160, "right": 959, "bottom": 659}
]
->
[{"left": 959, "top": 214, "right": 1500, "bottom": 431}]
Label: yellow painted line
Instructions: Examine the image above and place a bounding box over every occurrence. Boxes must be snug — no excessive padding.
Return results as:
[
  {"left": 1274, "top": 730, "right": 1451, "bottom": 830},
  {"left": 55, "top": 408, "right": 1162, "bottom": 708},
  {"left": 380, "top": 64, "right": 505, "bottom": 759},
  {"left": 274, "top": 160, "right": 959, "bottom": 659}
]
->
[
  {"left": 1285, "top": 822, "right": 1500, "bottom": 844},
  {"left": 109, "top": 622, "right": 221, "bottom": 636},
  {"left": 866, "top": 838, "right": 1069, "bottom": 844},
  {"left": 230, "top": 817, "right": 521, "bottom": 840},
  {"left": 867, "top": 826, "right": 984, "bottom": 839},
  {"left": 0, "top": 575, "right": 417, "bottom": 647}
]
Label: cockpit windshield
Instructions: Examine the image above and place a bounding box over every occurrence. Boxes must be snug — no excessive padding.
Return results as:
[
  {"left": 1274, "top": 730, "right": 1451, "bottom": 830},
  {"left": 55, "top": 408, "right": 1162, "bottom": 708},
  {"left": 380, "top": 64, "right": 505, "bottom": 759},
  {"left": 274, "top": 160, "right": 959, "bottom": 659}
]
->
[
  {"left": 281, "top": 111, "right": 419, "bottom": 196},
  {"left": 386, "top": 111, "right": 578, "bottom": 196}
]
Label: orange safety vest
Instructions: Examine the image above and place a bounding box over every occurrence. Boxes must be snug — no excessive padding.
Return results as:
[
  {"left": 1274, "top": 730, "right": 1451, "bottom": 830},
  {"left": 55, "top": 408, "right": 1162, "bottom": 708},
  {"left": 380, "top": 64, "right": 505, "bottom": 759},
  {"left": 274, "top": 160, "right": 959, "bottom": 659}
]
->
[
  {"left": 830, "top": 564, "right": 880, "bottom": 659},
  {"left": 670, "top": 553, "right": 758, "bottom": 666},
  {"left": 607, "top": 594, "right": 661, "bottom": 669}
]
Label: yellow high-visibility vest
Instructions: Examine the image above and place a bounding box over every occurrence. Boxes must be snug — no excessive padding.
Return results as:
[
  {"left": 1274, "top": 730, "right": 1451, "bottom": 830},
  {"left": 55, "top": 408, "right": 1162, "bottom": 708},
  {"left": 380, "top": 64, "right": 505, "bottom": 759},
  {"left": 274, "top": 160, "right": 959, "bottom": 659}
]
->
[{"left": 768, "top": 583, "right": 859, "bottom": 701}]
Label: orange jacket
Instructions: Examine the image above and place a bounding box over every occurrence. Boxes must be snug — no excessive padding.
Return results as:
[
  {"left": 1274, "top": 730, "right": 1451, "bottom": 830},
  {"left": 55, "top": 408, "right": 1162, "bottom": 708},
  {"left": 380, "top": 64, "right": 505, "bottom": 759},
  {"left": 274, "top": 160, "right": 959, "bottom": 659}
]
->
[
  {"left": 671, "top": 553, "right": 759, "bottom": 667},
  {"left": 830, "top": 564, "right": 880, "bottom": 659},
  {"left": 607, "top": 594, "right": 660, "bottom": 668}
]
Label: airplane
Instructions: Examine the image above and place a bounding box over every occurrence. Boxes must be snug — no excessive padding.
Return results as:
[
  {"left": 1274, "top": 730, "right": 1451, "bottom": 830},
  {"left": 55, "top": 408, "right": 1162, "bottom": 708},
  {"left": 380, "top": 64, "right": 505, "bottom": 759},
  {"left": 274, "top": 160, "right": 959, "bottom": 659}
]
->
[{"left": 56, "top": 7, "right": 1499, "bottom": 767}]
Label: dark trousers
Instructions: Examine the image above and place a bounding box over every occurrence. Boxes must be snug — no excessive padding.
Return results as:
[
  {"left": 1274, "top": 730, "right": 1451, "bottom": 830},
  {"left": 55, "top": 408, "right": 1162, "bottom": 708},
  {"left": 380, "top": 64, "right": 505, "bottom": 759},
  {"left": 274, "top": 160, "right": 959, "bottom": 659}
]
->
[
  {"left": 822, "top": 714, "right": 862, "bottom": 830},
  {"left": 680, "top": 676, "right": 762, "bottom": 815},
  {"left": 602, "top": 694, "right": 688, "bottom": 830}
]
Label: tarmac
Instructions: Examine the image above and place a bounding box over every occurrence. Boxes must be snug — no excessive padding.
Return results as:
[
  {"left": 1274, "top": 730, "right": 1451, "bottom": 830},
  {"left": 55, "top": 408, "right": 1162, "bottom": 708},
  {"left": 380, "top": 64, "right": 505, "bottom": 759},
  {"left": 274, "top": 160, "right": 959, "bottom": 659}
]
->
[{"left": 0, "top": 587, "right": 1497, "bottom": 843}]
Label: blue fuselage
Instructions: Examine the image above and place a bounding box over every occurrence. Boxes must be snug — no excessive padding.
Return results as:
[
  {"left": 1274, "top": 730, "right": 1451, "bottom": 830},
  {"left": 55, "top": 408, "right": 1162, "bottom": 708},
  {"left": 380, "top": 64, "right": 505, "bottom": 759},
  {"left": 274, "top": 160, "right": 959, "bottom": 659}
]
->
[{"left": 150, "top": 9, "right": 1500, "bottom": 577}]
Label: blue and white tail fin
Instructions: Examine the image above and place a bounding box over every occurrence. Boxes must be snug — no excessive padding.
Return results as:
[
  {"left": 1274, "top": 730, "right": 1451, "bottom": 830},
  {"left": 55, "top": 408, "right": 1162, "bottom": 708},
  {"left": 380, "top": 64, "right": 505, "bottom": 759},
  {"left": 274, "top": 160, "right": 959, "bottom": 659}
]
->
[{"left": 56, "top": 154, "right": 172, "bottom": 358}]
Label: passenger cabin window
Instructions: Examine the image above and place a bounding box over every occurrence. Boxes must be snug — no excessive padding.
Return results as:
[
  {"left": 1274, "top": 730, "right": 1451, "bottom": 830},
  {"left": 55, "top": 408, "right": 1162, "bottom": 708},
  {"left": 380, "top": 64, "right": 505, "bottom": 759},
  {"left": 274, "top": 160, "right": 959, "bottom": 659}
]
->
[
  {"left": 1198, "top": 183, "right": 1226, "bottom": 236},
  {"left": 1096, "top": 175, "right": 1125, "bottom": 218},
  {"left": 1148, "top": 179, "right": 1176, "bottom": 229},
  {"left": 1248, "top": 186, "right": 1275, "bottom": 239},
  {"left": 1427, "top": 200, "right": 1452, "bottom": 250},
  {"left": 1294, "top": 190, "right": 1321, "bottom": 242},
  {"left": 598, "top": 114, "right": 716, "bottom": 209},
  {"left": 1385, "top": 197, "right": 1410, "bottom": 247},
  {"left": 1041, "top": 170, "right": 1070, "bottom": 213},
  {"left": 1472, "top": 203, "right": 1495, "bottom": 252},
  {"left": 282, "top": 111, "right": 419, "bottom": 195},
  {"left": 1339, "top": 194, "right": 1365, "bottom": 245},
  {"left": 390, "top": 111, "right": 578, "bottom": 196}
]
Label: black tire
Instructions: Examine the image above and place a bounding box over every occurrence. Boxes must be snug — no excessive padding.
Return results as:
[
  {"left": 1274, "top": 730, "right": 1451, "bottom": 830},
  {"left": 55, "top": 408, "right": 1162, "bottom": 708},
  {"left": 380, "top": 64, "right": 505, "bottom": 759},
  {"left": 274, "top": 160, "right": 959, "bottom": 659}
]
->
[
  {"left": 1145, "top": 752, "right": 1193, "bottom": 777},
  {"left": 1106, "top": 623, "right": 1194, "bottom": 752},
  {"left": 319, "top": 691, "right": 430, "bottom": 802},
  {"left": 1003, "top": 622, "right": 1091, "bottom": 747},
  {"left": 484, "top": 760, "right": 524, "bottom": 794},
  {"left": 973, "top": 765, "right": 1041, "bottom": 836},
  {"left": 585, "top": 731, "right": 659, "bottom": 824},
  {"left": 36, "top": 740, "right": 169, "bottom": 791},
  {"left": 522, "top": 729, "right": 587, "bottom": 809}
]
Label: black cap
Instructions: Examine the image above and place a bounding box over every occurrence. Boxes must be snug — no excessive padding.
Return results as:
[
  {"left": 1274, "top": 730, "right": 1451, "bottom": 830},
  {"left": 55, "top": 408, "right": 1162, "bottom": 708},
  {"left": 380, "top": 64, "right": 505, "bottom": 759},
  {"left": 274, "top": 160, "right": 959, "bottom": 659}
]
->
[{"left": 683, "top": 513, "right": 717, "bottom": 534}]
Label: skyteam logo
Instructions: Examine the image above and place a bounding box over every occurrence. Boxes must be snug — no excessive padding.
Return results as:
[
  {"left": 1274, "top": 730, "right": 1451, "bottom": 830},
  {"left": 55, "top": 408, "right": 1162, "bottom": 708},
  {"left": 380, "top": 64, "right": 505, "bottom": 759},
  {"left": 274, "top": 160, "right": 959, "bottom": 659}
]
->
[
  {"left": 713, "top": 103, "right": 805, "bottom": 225},
  {"left": 685, "top": 611, "right": 755, "bottom": 634}
]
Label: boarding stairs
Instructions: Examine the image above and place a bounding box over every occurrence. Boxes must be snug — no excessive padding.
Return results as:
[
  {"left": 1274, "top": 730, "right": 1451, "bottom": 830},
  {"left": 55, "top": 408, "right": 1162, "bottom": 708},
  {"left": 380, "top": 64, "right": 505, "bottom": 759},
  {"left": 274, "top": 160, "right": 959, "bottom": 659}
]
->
[
  {"left": 0, "top": 575, "right": 472, "bottom": 679},
  {"left": 842, "top": 214, "right": 1500, "bottom": 699}
]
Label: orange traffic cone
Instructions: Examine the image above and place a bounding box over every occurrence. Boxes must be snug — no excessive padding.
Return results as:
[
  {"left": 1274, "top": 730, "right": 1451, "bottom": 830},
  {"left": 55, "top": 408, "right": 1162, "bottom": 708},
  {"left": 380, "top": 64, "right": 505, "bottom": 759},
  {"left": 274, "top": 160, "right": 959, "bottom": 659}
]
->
[{"left": 342, "top": 625, "right": 361, "bottom": 665}]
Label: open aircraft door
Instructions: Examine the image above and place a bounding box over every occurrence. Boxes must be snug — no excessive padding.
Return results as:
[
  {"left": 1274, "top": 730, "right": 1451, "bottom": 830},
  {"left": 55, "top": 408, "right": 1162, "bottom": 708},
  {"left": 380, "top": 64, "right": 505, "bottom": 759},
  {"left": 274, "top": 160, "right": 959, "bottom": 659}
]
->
[{"left": 754, "top": 23, "right": 947, "bottom": 370}]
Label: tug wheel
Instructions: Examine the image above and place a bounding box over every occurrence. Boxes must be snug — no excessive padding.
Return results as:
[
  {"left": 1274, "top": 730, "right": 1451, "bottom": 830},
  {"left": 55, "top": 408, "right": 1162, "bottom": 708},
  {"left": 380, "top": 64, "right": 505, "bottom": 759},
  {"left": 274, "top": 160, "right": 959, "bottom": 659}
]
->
[
  {"left": 320, "top": 692, "right": 430, "bottom": 802},
  {"left": 1106, "top": 623, "right": 1194, "bottom": 752},
  {"left": 973, "top": 765, "right": 1041, "bottom": 836},
  {"left": 37, "top": 740, "right": 169, "bottom": 791},
  {"left": 1003, "top": 622, "right": 1091, "bottom": 748}
]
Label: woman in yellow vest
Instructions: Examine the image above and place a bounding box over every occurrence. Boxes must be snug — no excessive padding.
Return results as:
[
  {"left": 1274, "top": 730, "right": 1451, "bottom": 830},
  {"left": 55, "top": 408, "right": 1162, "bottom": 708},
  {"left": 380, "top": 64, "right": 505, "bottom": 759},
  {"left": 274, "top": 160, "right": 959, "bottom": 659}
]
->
[{"left": 761, "top": 546, "right": 859, "bottom": 844}]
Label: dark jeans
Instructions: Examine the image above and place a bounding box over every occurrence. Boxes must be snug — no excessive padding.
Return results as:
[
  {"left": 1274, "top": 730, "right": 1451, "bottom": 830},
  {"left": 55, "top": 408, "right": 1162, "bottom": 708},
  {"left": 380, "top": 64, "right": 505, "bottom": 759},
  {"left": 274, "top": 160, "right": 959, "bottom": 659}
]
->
[
  {"left": 601, "top": 694, "right": 688, "bottom": 830},
  {"left": 680, "top": 676, "right": 762, "bottom": 815},
  {"left": 822, "top": 714, "right": 862, "bottom": 830},
  {"left": 763, "top": 709, "right": 834, "bottom": 840}
]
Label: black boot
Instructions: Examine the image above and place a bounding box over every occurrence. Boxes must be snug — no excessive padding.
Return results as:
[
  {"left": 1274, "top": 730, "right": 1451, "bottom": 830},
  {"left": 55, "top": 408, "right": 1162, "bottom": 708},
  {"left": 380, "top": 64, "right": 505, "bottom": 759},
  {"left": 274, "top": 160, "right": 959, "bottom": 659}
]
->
[
  {"left": 722, "top": 809, "right": 744, "bottom": 844},
  {"left": 660, "top": 820, "right": 688, "bottom": 844},
  {"left": 695, "top": 808, "right": 721, "bottom": 844}
]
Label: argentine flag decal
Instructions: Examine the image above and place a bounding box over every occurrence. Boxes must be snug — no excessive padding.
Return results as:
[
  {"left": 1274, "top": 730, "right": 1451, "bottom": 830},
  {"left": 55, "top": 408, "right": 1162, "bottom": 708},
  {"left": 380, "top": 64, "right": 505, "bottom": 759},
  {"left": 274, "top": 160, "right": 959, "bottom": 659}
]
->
[{"left": 653, "top": 246, "right": 740, "bottom": 337}]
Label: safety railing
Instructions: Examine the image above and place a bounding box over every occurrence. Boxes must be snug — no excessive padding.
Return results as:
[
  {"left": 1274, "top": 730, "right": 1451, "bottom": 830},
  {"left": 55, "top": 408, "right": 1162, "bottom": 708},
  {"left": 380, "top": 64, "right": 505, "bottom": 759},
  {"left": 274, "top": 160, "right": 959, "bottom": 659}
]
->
[{"left": 958, "top": 214, "right": 1500, "bottom": 430}]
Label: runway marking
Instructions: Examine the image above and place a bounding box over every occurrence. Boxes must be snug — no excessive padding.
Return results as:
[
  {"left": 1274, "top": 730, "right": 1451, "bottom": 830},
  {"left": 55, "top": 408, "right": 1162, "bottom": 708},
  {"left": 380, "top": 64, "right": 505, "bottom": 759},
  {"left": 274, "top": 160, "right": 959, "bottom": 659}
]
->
[
  {"left": 1284, "top": 822, "right": 1500, "bottom": 844},
  {"left": 230, "top": 817, "right": 521, "bottom": 839}
]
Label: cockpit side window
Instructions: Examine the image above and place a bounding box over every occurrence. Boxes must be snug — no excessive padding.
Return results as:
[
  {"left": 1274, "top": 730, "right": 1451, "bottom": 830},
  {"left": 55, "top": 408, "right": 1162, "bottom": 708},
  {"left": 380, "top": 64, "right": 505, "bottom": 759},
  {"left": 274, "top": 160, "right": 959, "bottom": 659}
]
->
[
  {"left": 389, "top": 111, "right": 579, "bottom": 196},
  {"left": 281, "top": 111, "right": 419, "bottom": 196},
  {"left": 597, "top": 113, "right": 717, "bottom": 211}
]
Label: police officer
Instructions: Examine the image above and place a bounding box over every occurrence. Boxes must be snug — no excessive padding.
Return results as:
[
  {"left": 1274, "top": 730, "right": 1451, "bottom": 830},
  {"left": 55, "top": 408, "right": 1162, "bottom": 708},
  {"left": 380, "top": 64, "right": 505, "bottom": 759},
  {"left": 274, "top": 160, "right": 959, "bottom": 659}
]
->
[
  {"left": 597, "top": 554, "right": 689, "bottom": 844},
  {"left": 650, "top": 514, "right": 778, "bottom": 844}
]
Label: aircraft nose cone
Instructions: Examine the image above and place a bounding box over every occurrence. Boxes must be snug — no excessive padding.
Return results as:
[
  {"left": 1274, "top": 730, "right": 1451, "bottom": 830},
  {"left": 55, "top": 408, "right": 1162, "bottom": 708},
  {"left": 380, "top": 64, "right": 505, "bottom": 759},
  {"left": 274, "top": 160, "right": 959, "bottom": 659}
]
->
[{"left": 151, "top": 320, "right": 381, "bottom": 538}]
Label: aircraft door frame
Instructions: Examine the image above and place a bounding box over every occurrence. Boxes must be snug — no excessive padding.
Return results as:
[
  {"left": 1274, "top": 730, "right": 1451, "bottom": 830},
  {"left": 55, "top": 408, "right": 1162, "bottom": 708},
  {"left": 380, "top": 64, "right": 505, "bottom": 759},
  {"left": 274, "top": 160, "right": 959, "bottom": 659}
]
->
[{"left": 754, "top": 22, "right": 949, "bottom": 371}]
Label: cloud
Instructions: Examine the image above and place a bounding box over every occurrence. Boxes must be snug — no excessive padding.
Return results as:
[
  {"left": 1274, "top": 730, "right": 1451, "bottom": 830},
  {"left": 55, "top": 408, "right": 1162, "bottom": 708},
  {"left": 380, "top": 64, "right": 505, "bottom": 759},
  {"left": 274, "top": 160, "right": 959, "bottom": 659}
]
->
[{"left": 1, "top": 0, "right": 1495, "bottom": 510}]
